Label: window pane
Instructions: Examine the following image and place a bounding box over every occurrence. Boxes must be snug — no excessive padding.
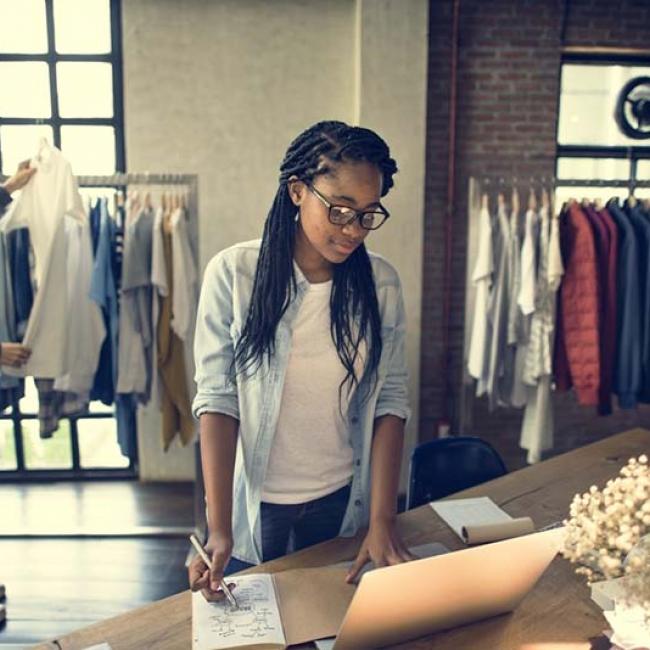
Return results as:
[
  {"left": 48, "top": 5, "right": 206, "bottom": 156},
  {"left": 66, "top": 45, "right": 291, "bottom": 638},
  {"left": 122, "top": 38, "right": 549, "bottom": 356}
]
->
[
  {"left": 18, "top": 377, "right": 40, "bottom": 415},
  {"left": 556, "top": 157, "right": 630, "bottom": 180},
  {"left": 0, "top": 0, "right": 47, "bottom": 53},
  {"left": 1, "top": 124, "right": 54, "bottom": 175},
  {"left": 22, "top": 419, "right": 73, "bottom": 470},
  {"left": 0, "top": 420, "right": 17, "bottom": 470},
  {"left": 78, "top": 418, "right": 129, "bottom": 468},
  {"left": 60, "top": 126, "right": 115, "bottom": 175},
  {"left": 54, "top": 0, "right": 111, "bottom": 54},
  {"left": 0, "top": 62, "right": 51, "bottom": 118},
  {"left": 558, "top": 64, "right": 650, "bottom": 147},
  {"left": 638, "top": 160, "right": 650, "bottom": 180},
  {"left": 57, "top": 62, "right": 113, "bottom": 118}
]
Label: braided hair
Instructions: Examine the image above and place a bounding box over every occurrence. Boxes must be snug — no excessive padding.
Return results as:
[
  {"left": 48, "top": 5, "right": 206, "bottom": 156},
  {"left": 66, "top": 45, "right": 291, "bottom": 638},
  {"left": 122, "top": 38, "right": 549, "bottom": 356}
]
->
[{"left": 233, "top": 120, "right": 398, "bottom": 403}]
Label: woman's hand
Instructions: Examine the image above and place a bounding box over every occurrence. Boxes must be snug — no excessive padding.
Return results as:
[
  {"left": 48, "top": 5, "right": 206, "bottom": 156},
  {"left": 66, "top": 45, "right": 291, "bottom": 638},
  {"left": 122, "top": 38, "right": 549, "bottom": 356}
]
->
[
  {"left": 0, "top": 343, "right": 31, "bottom": 367},
  {"left": 188, "top": 531, "right": 236, "bottom": 602},
  {"left": 346, "top": 518, "right": 414, "bottom": 583},
  {"left": 2, "top": 161, "right": 37, "bottom": 195}
]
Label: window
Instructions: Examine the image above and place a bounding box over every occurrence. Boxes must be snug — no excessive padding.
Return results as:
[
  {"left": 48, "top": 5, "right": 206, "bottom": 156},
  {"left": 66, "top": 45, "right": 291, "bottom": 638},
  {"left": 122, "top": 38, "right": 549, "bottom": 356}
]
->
[
  {"left": 0, "top": 0, "right": 125, "bottom": 176},
  {"left": 556, "top": 54, "right": 650, "bottom": 206},
  {"left": 0, "top": 0, "right": 132, "bottom": 479}
]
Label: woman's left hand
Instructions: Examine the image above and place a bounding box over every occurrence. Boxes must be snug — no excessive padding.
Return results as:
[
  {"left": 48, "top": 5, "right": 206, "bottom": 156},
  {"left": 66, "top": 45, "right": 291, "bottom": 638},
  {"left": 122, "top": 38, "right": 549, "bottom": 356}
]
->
[{"left": 346, "top": 518, "right": 414, "bottom": 584}]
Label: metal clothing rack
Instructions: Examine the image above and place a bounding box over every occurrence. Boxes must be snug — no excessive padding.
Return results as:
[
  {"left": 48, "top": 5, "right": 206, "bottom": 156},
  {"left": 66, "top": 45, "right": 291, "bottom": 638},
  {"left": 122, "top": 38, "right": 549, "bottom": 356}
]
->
[
  {"left": 477, "top": 176, "right": 650, "bottom": 193},
  {"left": 460, "top": 174, "right": 650, "bottom": 437},
  {"left": 0, "top": 171, "right": 202, "bottom": 540}
]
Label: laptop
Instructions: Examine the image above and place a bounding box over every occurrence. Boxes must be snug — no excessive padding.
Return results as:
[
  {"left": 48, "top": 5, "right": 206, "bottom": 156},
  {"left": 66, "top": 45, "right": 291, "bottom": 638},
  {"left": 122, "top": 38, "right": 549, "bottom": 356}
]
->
[{"left": 320, "top": 527, "right": 564, "bottom": 650}]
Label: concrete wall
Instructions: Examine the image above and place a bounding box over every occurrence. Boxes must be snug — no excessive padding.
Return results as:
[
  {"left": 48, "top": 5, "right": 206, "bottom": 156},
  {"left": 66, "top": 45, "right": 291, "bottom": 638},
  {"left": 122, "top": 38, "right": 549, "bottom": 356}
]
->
[{"left": 121, "top": 0, "right": 428, "bottom": 482}]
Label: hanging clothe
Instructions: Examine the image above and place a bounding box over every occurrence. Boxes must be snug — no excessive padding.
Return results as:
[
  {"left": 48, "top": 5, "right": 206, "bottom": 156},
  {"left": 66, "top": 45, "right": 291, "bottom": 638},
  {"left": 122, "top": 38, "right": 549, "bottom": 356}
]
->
[
  {"left": 34, "top": 378, "right": 88, "bottom": 439},
  {"left": 155, "top": 216, "right": 195, "bottom": 450},
  {"left": 484, "top": 201, "right": 511, "bottom": 409},
  {"left": 0, "top": 144, "right": 86, "bottom": 378},
  {"left": 467, "top": 204, "right": 494, "bottom": 387},
  {"left": 116, "top": 204, "right": 155, "bottom": 402},
  {"left": 169, "top": 206, "right": 197, "bottom": 343},
  {"left": 0, "top": 232, "right": 24, "bottom": 411},
  {"left": 520, "top": 205, "right": 563, "bottom": 463},
  {"left": 5, "top": 229, "right": 33, "bottom": 339},
  {"left": 606, "top": 199, "right": 641, "bottom": 408},
  {"left": 53, "top": 214, "right": 106, "bottom": 394},
  {"left": 624, "top": 200, "right": 650, "bottom": 403},
  {"left": 596, "top": 207, "right": 619, "bottom": 412},
  {"left": 554, "top": 202, "right": 600, "bottom": 406}
]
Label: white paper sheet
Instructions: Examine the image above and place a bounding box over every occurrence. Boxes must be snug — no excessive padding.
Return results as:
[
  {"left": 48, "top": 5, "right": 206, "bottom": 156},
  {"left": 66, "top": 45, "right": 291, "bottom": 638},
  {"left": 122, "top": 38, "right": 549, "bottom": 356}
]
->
[
  {"left": 430, "top": 497, "right": 512, "bottom": 540},
  {"left": 192, "top": 574, "right": 286, "bottom": 649}
]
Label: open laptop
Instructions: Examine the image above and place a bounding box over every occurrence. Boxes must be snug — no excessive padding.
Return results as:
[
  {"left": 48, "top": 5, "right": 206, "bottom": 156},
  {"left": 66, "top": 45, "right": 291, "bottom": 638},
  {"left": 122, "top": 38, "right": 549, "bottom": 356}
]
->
[{"left": 321, "top": 527, "right": 564, "bottom": 650}]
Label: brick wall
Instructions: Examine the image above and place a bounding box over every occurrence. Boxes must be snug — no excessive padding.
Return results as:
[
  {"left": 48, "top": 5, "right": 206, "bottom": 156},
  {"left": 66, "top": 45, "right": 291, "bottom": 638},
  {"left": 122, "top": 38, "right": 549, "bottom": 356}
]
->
[{"left": 420, "top": 0, "right": 650, "bottom": 470}]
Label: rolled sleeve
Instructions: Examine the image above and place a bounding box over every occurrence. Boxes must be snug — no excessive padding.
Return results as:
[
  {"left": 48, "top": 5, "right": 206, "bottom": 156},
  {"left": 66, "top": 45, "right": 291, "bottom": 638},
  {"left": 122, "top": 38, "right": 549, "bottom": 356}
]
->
[
  {"left": 192, "top": 252, "right": 240, "bottom": 421},
  {"left": 374, "top": 280, "right": 411, "bottom": 424}
]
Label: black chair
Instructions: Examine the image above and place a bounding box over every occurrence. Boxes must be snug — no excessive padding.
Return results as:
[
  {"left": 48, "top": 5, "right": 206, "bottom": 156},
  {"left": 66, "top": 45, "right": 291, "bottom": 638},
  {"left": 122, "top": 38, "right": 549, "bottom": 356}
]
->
[{"left": 406, "top": 436, "right": 507, "bottom": 510}]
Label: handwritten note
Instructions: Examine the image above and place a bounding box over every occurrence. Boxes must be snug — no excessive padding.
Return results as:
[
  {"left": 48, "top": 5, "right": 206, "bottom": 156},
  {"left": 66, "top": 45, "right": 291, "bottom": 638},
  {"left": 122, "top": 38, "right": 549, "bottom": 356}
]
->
[{"left": 192, "top": 574, "right": 286, "bottom": 650}]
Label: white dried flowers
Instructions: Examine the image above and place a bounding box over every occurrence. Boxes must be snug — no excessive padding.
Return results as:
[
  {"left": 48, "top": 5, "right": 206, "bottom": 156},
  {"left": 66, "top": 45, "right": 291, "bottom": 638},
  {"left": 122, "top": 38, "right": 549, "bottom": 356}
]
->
[{"left": 562, "top": 454, "right": 650, "bottom": 613}]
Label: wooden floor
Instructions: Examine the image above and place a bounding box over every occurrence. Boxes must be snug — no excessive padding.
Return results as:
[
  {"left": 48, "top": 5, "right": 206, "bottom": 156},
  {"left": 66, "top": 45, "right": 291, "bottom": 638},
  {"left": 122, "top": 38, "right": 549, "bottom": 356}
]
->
[{"left": 0, "top": 481, "right": 194, "bottom": 647}]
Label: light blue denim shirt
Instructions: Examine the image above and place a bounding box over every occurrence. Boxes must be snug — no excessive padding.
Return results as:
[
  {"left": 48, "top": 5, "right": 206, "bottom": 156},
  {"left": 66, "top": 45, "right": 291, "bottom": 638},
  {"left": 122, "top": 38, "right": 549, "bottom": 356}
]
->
[{"left": 192, "top": 239, "right": 410, "bottom": 564}]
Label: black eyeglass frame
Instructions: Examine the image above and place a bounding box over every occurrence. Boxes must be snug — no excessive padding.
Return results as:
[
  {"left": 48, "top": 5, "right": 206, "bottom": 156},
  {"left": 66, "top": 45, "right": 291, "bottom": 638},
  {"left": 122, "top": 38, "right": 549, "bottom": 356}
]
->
[{"left": 306, "top": 183, "right": 390, "bottom": 230}]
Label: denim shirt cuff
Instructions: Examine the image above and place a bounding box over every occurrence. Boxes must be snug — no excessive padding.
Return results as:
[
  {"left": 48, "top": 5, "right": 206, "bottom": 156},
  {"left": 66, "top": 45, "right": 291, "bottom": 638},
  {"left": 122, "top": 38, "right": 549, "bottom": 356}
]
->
[{"left": 192, "top": 393, "right": 240, "bottom": 421}]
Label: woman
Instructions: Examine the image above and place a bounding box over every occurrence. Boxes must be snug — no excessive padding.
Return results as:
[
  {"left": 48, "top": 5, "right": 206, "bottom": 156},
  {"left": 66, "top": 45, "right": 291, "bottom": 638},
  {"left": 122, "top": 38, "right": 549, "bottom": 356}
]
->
[
  {"left": 0, "top": 161, "right": 34, "bottom": 368},
  {"left": 189, "top": 121, "right": 413, "bottom": 602}
]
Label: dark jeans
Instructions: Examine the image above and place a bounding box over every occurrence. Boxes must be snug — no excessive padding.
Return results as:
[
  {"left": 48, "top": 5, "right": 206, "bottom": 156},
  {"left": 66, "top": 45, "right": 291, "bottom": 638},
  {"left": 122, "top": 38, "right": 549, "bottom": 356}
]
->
[{"left": 224, "top": 483, "right": 351, "bottom": 576}]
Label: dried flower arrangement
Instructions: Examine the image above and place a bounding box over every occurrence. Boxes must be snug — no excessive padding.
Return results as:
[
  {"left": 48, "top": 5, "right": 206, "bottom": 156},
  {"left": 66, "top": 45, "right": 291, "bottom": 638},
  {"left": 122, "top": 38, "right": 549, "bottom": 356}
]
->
[{"left": 562, "top": 454, "right": 650, "bottom": 613}]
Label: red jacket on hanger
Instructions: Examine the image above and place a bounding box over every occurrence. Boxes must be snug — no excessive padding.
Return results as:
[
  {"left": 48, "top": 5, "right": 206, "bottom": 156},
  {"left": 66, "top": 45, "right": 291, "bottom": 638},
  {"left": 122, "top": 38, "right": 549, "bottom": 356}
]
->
[{"left": 554, "top": 202, "right": 600, "bottom": 406}]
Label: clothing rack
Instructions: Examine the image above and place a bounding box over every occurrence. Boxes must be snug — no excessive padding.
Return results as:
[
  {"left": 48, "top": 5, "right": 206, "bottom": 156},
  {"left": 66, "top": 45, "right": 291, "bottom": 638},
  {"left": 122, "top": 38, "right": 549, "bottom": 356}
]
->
[
  {"left": 1, "top": 171, "right": 202, "bottom": 540},
  {"left": 461, "top": 174, "right": 650, "bottom": 439}
]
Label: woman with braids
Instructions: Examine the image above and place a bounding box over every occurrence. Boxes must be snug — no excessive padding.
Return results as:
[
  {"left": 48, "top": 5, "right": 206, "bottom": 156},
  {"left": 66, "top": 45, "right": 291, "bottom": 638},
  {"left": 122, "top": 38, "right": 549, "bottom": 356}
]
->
[{"left": 188, "top": 121, "right": 413, "bottom": 601}]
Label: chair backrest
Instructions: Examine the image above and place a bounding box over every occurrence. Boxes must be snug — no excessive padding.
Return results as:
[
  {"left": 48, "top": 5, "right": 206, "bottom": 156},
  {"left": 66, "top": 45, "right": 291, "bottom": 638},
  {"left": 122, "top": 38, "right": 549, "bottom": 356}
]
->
[{"left": 406, "top": 436, "right": 507, "bottom": 510}]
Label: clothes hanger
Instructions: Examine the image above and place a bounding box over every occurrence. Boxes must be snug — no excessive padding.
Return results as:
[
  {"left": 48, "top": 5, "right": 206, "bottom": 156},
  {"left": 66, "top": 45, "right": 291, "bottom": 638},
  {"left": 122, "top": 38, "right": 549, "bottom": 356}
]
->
[
  {"left": 512, "top": 186, "right": 520, "bottom": 217},
  {"left": 541, "top": 188, "right": 549, "bottom": 211}
]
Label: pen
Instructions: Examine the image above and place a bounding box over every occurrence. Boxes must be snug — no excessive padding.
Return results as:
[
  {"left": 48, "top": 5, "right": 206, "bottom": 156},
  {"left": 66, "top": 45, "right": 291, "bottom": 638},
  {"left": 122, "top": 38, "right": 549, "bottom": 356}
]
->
[{"left": 189, "top": 534, "right": 238, "bottom": 609}]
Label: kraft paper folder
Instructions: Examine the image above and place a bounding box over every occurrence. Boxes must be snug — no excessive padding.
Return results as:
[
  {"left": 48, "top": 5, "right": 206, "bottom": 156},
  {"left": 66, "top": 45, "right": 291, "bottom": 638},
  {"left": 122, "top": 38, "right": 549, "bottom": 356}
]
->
[{"left": 192, "top": 566, "right": 355, "bottom": 650}]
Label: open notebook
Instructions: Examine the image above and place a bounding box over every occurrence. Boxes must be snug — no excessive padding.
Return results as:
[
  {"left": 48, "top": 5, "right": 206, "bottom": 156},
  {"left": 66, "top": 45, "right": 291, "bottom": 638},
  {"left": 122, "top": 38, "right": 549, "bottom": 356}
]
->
[{"left": 192, "top": 543, "right": 447, "bottom": 650}]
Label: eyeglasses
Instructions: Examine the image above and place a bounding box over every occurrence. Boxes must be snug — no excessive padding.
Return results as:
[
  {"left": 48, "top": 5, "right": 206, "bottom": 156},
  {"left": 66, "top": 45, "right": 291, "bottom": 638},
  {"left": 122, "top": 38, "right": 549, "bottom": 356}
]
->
[{"left": 306, "top": 183, "right": 390, "bottom": 231}]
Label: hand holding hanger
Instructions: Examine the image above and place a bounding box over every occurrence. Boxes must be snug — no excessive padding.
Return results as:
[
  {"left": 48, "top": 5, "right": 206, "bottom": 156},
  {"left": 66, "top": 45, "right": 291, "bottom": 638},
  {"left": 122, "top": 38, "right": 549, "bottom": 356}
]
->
[{"left": 2, "top": 160, "right": 37, "bottom": 195}]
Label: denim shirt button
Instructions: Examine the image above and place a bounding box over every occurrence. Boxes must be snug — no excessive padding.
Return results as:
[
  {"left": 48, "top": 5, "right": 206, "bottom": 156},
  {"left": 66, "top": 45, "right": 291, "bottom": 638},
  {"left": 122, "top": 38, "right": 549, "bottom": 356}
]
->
[
  {"left": 354, "top": 499, "right": 362, "bottom": 506},
  {"left": 355, "top": 459, "right": 361, "bottom": 467},
  {"left": 350, "top": 416, "right": 359, "bottom": 424}
]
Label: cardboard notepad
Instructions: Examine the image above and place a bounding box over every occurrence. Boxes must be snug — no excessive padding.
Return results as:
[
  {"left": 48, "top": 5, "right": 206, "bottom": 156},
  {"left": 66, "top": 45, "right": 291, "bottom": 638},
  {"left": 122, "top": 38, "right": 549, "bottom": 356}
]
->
[{"left": 192, "top": 566, "right": 355, "bottom": 650}]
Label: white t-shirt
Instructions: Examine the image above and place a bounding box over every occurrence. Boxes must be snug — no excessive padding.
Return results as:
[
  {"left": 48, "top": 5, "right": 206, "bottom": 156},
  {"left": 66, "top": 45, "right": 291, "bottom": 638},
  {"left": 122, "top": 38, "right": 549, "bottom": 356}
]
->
[{"left": 261, "top": 279, "right": 363, "bottom": 504}]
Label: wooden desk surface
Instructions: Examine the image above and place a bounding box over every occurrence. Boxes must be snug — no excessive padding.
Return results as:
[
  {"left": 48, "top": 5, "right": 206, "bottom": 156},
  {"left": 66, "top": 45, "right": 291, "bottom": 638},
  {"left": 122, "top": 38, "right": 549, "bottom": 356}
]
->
[{"left": 33, "top": 428, "right": 650, "bottom": 650}]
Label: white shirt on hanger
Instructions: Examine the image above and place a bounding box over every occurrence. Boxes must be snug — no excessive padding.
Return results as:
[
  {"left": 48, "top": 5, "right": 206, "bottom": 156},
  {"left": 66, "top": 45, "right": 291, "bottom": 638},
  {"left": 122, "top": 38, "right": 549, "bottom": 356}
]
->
[
  {"left": 467, "top": 205, "right": 494, "bottom": 382},
  {"left": 0, "top": 143, "right": 87, "bottom": 378},
  {"left": 53, "top": 216, "right": 106, "bottom": 393}
]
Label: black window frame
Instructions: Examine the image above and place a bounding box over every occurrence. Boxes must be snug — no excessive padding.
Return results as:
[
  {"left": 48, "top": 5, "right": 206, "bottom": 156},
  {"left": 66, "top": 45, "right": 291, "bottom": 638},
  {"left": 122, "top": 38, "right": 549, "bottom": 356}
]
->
[
  {"left": 556, "top": 51, "right": 650, "bottom": 190},
  {"left": 0, "top": 0, "right": 134, "bottom": 482}
]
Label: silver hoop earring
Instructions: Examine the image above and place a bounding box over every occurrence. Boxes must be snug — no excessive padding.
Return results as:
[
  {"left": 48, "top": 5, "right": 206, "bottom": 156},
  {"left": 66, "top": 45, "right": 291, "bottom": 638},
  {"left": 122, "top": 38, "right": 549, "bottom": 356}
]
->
[{"left": 294, "top": 212, "right": 300, "bottom": 223}]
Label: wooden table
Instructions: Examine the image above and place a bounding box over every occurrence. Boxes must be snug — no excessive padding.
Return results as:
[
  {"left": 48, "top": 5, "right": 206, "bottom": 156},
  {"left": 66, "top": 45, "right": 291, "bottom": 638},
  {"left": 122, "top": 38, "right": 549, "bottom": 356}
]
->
[{"left": 33, "top": 428, "right": 650, "bottom": 650}]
